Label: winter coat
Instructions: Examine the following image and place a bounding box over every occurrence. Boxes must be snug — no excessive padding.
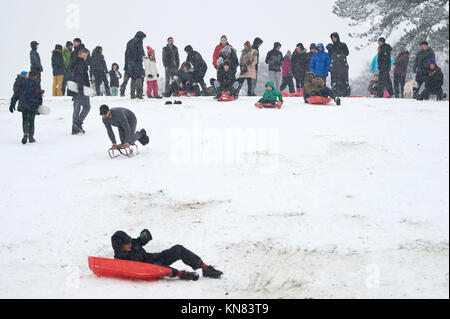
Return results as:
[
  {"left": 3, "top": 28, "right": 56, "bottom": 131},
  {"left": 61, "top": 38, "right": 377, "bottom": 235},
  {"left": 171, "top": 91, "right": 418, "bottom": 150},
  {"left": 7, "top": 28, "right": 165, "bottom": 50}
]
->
[
  {"left": 262, "top": 81, "right": 283, "bottom": 101},
  {"left": 162, "top": 45, "right": 180, "bottom": 70},
  {"left": 62, "top": 48, "right": 72, "bottom": 69},
  {"left": 413, "top": 48, "right": 436, "bottom": 75},
  {"left": 109, "top": 64, "right": 122, "bottom": 87},
  {"left": 177, "top": 69, "right": 196, "bottom": 90},
  {"left": 143, "top": 57, "right": 159, "bottom": 80},
  {"left": 51, "top": 49, "right": 66, "bottom": 76},
  {"left": 291, "top": 49, "right": 308, "bottom": 78},
  {"left": 394, "top": 51, "right": 410, "bottom": 77},
  {"left": 252, "top": 38, "right": 264, "bottom": 71},
  {"left": 328, "top": 33, "right": 349, "bottom": 73},
  {"left": 239, "top": 48, "right": 258, "bottom": 79},
  {"left": 218, "top": 48, "right": 239, "bottom": 76},
  {"left": 126, "top": 32, "right": 146, "bottom": 63},
  {"left": 66, "top": 56, "right": 90, "bottom": 96},
  {"left": 282, "top": 57, "right": 293, "bottom": 78},
  {"left": 186, "top": 50, "right": 207, "bottom": 77},
  {"left": 370, "top": 55, "right": 395, "bottom": 75},
  {"left": 424, "top": 66, "right": 444, "bottom": 91},
  {"left": 309, "top": 44, "right": 330, "bottom": 77},
  {"left": 213, "top": 42, "right": 232, "bottom": 69},
  {"left": 103, "top": 108, "right": 138, "bottom": 145},
  {"left": 304, "top": 72, "right": 325, "bottom": 96},
  {"left": 265, "top": 45, "right": 283, "bottom": 72},
  {"left": 17, "top": 78, "right": 42, "bottom": 113},
  {"left": 90, "top": 50, "right": 108, "bottom": 76},
  {"left": 10, "top": 74, "right": 27, "bottom": 109},
  {"left": 70, "top": 43, "right": 90, "bottom": 65},
  {"left": 378, "top": 43, "right": 392, "bottom": 72},
  {"left": 30, "top": 49, "right": 43, "bottom": 73},
  {"left": 112, "top": 231, "right": 152, "bottom": 263},
  {"left": 217, "top": 65, "right": 237, "bottom": 90}
]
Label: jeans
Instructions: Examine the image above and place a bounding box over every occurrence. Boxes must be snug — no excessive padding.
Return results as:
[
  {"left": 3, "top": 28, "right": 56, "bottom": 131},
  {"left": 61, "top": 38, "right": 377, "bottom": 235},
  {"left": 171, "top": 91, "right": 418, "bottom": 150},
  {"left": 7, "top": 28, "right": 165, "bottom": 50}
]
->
[
  {"left": 165, "top": 68, "right": 179, "bottom": 94},
  {"left": 111, "top": 87, "right": 119, "bottom": 96},
  {"left": 72, "top": 95, "right": 91, "bottom": 125},
  {"left": 22, "top": 110, "right": 36, "bottom": 137},
  {"left": 418, "top": 87, "right": 444, "bottom": 100},
  {"left": 268, "top": 71, "right": 281, "bottom": 91},
  {"left": 120, "top": 71, "right": 130, "bottom": 96},
  {"left": 93, "top": 72, "right": 111, "bottom": 96},
  {"left": 394, "top": 74, "right": 406, "bottom": 97}
]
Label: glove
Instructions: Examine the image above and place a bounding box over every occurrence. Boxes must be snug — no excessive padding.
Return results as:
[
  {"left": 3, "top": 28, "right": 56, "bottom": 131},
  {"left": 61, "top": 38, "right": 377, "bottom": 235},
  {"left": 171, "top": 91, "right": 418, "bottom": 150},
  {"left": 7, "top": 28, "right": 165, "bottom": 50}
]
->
[
  {"left": 9, "top": 104, "right": 15, "bottom": 113},
  {"left": 139, "top": 229, "right": 152, "bottom": 245}
]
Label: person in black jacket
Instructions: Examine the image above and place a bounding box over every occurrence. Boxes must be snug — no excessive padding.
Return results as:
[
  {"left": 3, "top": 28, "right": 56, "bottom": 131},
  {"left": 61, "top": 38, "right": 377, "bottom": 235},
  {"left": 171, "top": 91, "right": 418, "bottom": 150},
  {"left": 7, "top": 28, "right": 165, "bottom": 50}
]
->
[
  {"left": 214, "top": 61, "right": 239, "bottom": 98},
  {"left": 376, "top": 38, "right": 394, "bottom": 98},
  {"left": 413, "top": 41, "right": 436, "bottom": 98},
  {"left": 30, "top": 41, "right": 43, "bottom": 85},
  {"left": 125, "top": 31, "right": 147, "bottom": 99},
  {"left": 109, "top": 63, "right": 122, "bottom": 96},
  {"left": 111, "top": 229, "right": 223, "bottom": 281},
  {"left": 329, "top": 32, "right": 351, "bottom": 97},
  {"left": 10, "top": 71, "right": 28, "bottom": 113},
  {"left": 251, "top": 37, "right": 263, "bottom": 96},
  {"left": 90, "top": 46, "right": 111, "bottom": 96},
  {"left": 266, "top": 42, "right": 283, "bottom": 90},
  {"left": 291, "top": 43, "right": 308, "bottom": 93},
  {"left": 417, "top": 59, "right": 445, "bottom": 101},
  {"left": 67, "top": 48, "right": 91, "bottom": 135},
  {"left": 184, "top": 45, "right": 208, "bottom": 94},
  {"left": 162, "top": 37, "right": 180, "bottom": 95},
  {"left": 52, "top": 45, "right": 65, "bottom": 96},
  {"left": 10, "top": 70, "right": 43, "bottom": 144},
  {"left": 217, "top": 45, "right": 239, "bottom": 77}
]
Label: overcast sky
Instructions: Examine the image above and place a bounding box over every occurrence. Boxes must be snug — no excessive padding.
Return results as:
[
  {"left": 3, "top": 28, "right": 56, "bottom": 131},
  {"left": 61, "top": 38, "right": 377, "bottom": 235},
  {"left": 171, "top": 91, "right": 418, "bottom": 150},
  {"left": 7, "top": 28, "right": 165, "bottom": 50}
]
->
[{"left": 0, "top": 0, "right": 380, "bottom": 97}]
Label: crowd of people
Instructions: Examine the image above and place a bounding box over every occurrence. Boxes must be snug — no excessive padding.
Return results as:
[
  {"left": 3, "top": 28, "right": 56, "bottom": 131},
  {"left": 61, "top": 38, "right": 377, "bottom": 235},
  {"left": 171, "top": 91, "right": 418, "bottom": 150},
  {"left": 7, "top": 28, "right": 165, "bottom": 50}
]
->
[{"left": 8, "top": 32, "right": 447, "bottom": 145}]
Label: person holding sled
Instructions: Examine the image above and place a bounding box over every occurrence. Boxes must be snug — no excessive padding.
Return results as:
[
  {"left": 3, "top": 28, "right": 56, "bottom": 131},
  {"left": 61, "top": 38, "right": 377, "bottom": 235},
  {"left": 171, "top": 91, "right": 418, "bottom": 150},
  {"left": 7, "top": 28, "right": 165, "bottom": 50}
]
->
[
  {"left": 111, "top": 230, "right": 223, "bottom": 281},
  {"left": 100, "top": 105, "right": 149, "bottom": 150},
  {"left": 303, "top": 72, "right": 341, "bottom": 105}
]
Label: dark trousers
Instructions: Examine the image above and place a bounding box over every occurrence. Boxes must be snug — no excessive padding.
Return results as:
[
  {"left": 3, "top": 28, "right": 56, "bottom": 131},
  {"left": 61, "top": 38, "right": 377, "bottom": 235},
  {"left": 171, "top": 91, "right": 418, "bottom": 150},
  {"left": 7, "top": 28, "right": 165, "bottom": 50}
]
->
[
  {"left": 165, "top": 68, "right": 179, "bottom": 93},
  {"left": 331, "top": 70, "right": 350, "bottom": 97},
  {"left": 304, "top": 87, "right": 334, "bottom": 100},
  {"left": 280, "top": 76, "right": 295, "bottom": 93},
  {"left": 294, "top": 74, "right": 305, "bottom": 89},
  {"left": 377, "top": 69, "right": 394, "bottom": 97},
  {"left": 145, "top": 245, "right": 203, "bottom": 271},
  {"left": 257, "top": 98, "right": 278, "bottom": 106},
  {"left": 120, "top": 71, "right": 130, "bottom": 95},
  {"left": 93, "top": 72, "right": 111, "bottom": 96},
  {"left": 72, "top": 95, "right": 91, "bottom": 125},
  {"left": 22, "top": 110, "right": 36, "bottom": 137},
  {"left": 418, "top": 87, "right": 444, "bottom": 100},
  {"left": 394, "top": 74, "right": 406, "bottom": 97},
  {"left": 118, "top": 121, "right": 143, "bottom": 145},
  {"left": 237, "top": 77, "right": 253, "bottom": 95}
]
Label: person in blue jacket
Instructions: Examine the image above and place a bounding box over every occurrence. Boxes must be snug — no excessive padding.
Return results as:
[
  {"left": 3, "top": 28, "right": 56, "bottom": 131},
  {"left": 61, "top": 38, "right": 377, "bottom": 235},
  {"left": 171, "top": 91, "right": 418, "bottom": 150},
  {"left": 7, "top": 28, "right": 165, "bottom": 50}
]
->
[{"left": 309, "top": 43, "right": 330, "bottom": 84}]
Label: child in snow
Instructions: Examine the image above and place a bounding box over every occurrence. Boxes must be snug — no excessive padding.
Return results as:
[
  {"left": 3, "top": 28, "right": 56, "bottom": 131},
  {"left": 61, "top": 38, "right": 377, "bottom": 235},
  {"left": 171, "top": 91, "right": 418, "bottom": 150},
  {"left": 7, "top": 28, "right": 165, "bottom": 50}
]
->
[
  {"left": 214, "top": 60, "right": 239, "bottom": 99},
  {"left": 10, "top": 70, "right": 43, "bottom": 144},
  {"left": 257, "top": 81, "right": 283, "bottom": 106},
  {"left": 304, "top": 72, "right": 341, "bottom": 105},
  {"left": 111, "top": 229, "right": 223, "bottom": 281},
  {"left": 143, "top": 46, "right": 162, "bottom": 98},
  {"left": 108, "top": 63, "right": 122, "bottom": 96},
  {"left": 280, "top": 50, "right": 295, "bottom": 93}
]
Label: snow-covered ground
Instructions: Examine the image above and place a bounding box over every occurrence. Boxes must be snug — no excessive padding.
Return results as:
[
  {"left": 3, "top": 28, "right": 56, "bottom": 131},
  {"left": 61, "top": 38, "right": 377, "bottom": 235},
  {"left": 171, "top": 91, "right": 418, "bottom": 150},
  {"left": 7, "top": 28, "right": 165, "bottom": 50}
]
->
[{"left": 0, "top": 96, "right": 448, "bottom": 299}]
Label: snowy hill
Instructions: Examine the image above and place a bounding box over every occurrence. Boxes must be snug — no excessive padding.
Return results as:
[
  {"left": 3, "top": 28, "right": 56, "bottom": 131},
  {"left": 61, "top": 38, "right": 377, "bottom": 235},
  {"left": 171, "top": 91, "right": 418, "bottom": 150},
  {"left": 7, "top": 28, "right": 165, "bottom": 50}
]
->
[{"left": 0, "top": 96, "right": 448, "bottom": 299}]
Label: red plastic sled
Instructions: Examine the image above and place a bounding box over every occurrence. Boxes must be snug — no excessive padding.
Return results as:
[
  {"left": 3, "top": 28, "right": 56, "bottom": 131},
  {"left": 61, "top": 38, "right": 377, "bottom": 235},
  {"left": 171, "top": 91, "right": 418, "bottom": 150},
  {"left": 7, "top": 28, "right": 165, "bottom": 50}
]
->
[
  {"left": 88, "top": 257, "right": 173, "bottom": 281},
  {"left": 217, "top": 92, "right": 237, "bottom": 102},
  {"left": 177, "top": 91, "right": 197, "bottom": 97},
  {"left": 281, "top": 91, "right": 303, "bottom": 98},
  {"left": 255, "top": 101, "right": 283, "bottom": 109},
  {"left": 307, "top": 96, "right": 333, "bottom": 105}
]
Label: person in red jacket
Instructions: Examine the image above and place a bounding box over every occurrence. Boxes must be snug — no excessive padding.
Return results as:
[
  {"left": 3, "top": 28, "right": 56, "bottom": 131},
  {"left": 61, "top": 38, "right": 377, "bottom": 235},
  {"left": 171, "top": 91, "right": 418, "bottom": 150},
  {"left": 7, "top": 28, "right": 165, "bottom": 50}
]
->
[{"left": 213, "top": 35, "right": 231, "bottom": 69}]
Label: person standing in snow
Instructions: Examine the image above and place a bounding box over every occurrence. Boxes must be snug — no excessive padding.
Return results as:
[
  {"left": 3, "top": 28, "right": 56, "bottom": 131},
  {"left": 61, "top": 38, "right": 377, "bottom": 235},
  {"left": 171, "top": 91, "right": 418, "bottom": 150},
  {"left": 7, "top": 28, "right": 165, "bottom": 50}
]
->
[
  {"left": 100, "top": 105, "right": 149, "bottom": 149},
  {"left": 309, "top": 43, "right": 330, "bottom": 85},
  {"left": 10, "top": 71, "right": 28, "bottom": 114},
  {"left": 125, "top": 31, "right": 147, "bottom": 99},
  {"left": 265, "top": 42, "right": 283, "bottom": 91},
  {"left": 291, "top": 43, "right": 308, "bottom": 94},
  {"left": 251, "top": 37, "right": 263, "bottom": 96},
  {"left": 280, "top": 51, "right": 295, "bottom": 93},
  {"left": 376, "top": 37, "right": 394, "bottom": 98},
  {"left": 111, "top": 230, "right": 223, "bottom": 281},
  {"left": 184, "top": 45, "right": 208, "bottom": 94},
  {"left": 213, "top": 35, "right": 232, "bottom": 70},
  {"left": 393, "top": 44, "right": 410, "bottom": 98},
  {"left": 108, "top": 63, "right": 122, "bottom": 96},
  {"left": 51, "top": 44, "right": 65, "bottom": 96},
  {"left": 62, "top": 41, "right": 73, "bottom": 95},
  {"left": 413, "top": 41, "right": 436, "bottom": 98},
  {"left": 90, "top": 46, "right": 111, "bottom": 96},
  {"left": 67, "top": 48, "right": 91, "bottom": 135},
  {"left": 70, "top": 38, "right": 90, "bottom": 65},
  {"left": 143, "top": 46, "right": 161, "bottom": 98},
  {"left": 162, "top": 37, "right": 180, "bottom": 95},
  {"left": 328, "top": 32, "right": 350, "bottom": 97},
  {"left": 237, "top": 41, "right": 258, "bottom": 97},
  {"left": 30, "top": 41, "right": 43, "bottom": 85}
]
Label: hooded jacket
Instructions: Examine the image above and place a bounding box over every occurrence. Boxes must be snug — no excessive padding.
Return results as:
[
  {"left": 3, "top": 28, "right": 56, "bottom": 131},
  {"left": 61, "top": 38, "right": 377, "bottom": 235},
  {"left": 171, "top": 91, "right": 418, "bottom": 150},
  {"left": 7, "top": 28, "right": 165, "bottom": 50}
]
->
[
  {"left": 218, "top": 46, "right": 239, "bottom": 76},
  {"left": 126, "top": 32, "right": 147, "bottom": 63},
  {"left": 414, "top": 47, "right": 436, "bottom": 75},
  {"left": 378, "top": 43, "right": 393, "bottom": 72},
  {"left": 304, "top": 72, "right": 325, "bottom": 96},
  {"left": 217, "top": 64, "right": 237, "bottom": 90},
  {"left": 291, "top": 48, "right": 308, "bottom": 78},
  {"left": 265, "top": 43, "right": 283, "bottom": 72},
  {"left": 394, "top": 51, "right": 410, "bottom": 77},
  {"left": 51, "top": 48, "right": 66, "bottom": 76},
  {"left": 282, "top": 53, "right": 293, "bottom": 78},
  {"left": 18, "top": 77, "right": 42, "bottom": 112},
  {"left": 252, "top": 38, "right": 264, "bottom": 70},
  {"left": 425, "top": 65, "right": 444, "bottom": 90},
  {"left": 213, "top": 41, "right": 232, "bottom": 69},
  {"left": 30, "top": 43, "right": 43, "bottom": 73},
  {"left": 109, "top": 64, "right": 122, "bottom": 87},
  {"left": 262, "top": 81, "right": 283, "bottom": 101},
  {"left": 328, "top": 33, "right": 349, "bottom": 60},
  {"left": 66, "top": 56, "right": 90, "bottom": 96},
  {"left": 309, "top": 44, "right": 331, "bottom": 77},
  {"left": 111, "top": 231, "right": 152, "bottom": 262},
  {"left": 90, "top": 47, "right": 108, "bottom": 75},
  {"left": 10, "top": 74, "right": 27, "bottom": 109},
  {"left": 185, "top": 47, "right": 208, "bottom": 76}
]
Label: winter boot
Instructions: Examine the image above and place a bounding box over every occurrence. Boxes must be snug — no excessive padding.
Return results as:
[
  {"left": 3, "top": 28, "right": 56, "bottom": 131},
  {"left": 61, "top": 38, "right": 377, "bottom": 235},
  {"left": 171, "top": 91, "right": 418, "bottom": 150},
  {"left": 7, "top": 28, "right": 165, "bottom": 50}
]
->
[
  {"left": 202, "top": 265, "right": 223, "bottom": 279},
  {"left": 29, "top": 136, "right": 36, "bottom": 143},
  {"left": 179, "top": 271, "right": 199, "bottom": 281},
  {"left": 76, "top": 122, "right": 86, "bottom": 135},
  {"left": 138, "top": 129, "right": 149, "bottom": 146},
  {"left": 335, "top": 97, "right": 341, "bottom": 106},
  {"left": 72, "top": 124, "right": 79, "bottom": 135},
  {"left": 21, "top": 134, "right": 29, "bottom": 145}
]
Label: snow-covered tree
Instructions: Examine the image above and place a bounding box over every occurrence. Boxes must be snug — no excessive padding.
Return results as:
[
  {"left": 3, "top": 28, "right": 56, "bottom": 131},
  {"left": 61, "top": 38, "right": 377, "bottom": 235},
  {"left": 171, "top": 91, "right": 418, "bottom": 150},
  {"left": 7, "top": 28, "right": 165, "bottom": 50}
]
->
[{"left": 333, "top": 0, "right": 449, "bottom": 58}]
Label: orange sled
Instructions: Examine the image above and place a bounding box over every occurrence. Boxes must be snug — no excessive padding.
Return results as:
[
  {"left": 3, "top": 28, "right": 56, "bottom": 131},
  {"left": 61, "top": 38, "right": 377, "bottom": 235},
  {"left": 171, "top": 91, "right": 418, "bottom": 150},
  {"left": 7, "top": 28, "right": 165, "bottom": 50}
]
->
[
  {"left": 306, "top": 96, "right": 333, "bottom": 105},
  {"left": 88, "top": 257, "right": 173, "bottom": 281}
]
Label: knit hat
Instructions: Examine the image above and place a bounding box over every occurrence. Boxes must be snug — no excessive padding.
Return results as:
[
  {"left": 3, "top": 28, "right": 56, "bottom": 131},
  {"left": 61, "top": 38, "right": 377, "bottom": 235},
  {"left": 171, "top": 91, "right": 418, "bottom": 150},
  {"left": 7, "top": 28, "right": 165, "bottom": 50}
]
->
[
  {"left": 20, "top": 71, "right": 27, "bottom": 77},
  {"left": 428, "top": 58, "right": 436, "bottom": 66},
  {"left": 310, "top": 43, "right": 316, "bottom": 50},
  {"left": 378, "top": 37, "right": 386, "bottom": 43},
  {"left": 147, "top": 46, "right": 155, "bottom": 55},
  {"left": 216, "top": 57, "right": 224, "bottom": 66},
  {"left": 222, "top": 45, "right": 232, "bottom": 54},
  {"left": 55, "top": 44, "right": 63, "bottom": 51}
]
